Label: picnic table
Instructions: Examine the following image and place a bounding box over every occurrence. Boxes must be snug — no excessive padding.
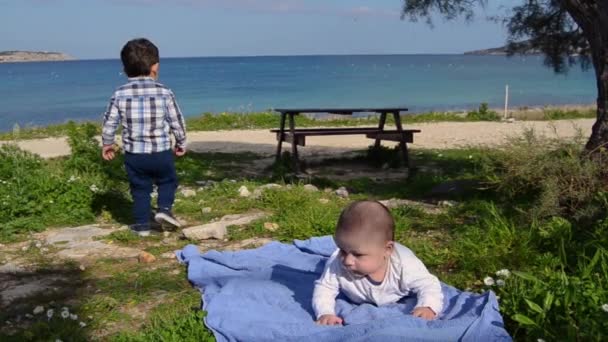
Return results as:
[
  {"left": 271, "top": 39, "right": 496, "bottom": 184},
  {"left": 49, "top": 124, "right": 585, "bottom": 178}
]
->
[{"left": 271, "top": 107, "right": 420, "bottom": 173}]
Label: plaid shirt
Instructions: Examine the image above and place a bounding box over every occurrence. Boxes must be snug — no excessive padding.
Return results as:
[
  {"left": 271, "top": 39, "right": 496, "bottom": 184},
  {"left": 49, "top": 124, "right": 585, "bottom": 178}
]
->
[{"left": 102, "top": 77, "right": 187, "bottom": 154}]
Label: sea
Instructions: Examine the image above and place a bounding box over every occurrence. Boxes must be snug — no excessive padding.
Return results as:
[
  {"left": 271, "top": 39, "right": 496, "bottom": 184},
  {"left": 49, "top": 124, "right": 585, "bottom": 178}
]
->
[{"left": 0, "top": 54, "right": 596, "bottom": 132}]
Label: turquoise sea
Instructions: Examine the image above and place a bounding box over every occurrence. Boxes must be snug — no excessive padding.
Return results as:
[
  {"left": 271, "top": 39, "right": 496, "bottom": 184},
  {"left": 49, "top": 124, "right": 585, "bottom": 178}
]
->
[{"left": 0, "top": 54, "right": 595, "bottom": 131}]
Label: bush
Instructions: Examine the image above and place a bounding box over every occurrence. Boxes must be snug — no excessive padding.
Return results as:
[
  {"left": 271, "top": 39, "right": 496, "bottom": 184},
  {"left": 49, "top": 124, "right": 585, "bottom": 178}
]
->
[{"left": 466, "top": 103, "right": 500, "bottom": 121}]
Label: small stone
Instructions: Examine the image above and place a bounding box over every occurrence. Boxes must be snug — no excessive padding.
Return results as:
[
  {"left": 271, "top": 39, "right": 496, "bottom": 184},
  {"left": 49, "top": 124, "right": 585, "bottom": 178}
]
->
[
  {"left": 507, "top": 117, "right": 515, "bottom": 123},
  {"left": 319, "top": 198, "right": 330, "bottom": 204},
  {"left": 21, "top": 246, "right": 29, "bottom": 252},
  {"left": 138, "top": 251, "right": 156, "bottom": 263},
  {"left": 260, "top": 183, "right": 282, "bottom": 190},
  {"left": 252, "top": 188, "right": 263, "bottom": 199},
  {"left": 33, "top": 306, "right": 44, "bottom": 315},
  {"left": 195, "top": 180, "right": 207, "bottom": 186},
  {"left": 79, "top": 265, "right": 86, "bottom": 271},
  {"left": 163, "top": 231, "right": 171, "bottom": 238},
  {"left": 438, "top": 200, "right": 457, "bottom": 208},
  {"left": 263, "top": 222, "right": 279, "bottom": 231},
  {"left": 35, "top": 242, "right": 42, "bottom": 248},
  {"left": 324, "top": 188, "right": 333, "bottom": 193},
  {"left": 40, "top": 247, "right": 49, "bottom": 253},
  {"left": 160, "top": 252, "right": 175, "bottom": 259},
  {"left": 25, "top": 314, "right": 33, "bottom": 319},
  {"left": 202, "top": 207, "right": 212, "bottom": 214},
  {"left": 335, "top": 187, "right": 349, "bottom": 198},
  {"left": 239, "top": 186, "right": 251, "bottom": 197},
  {"left": 181, "top": 189, "right": 197, "bottom": 198},
  {"left": 303, "top": 184, "right": 319, "bottom": 192},
  {"left": 170, "top": 269, "right": 180, "bottom": 275}
]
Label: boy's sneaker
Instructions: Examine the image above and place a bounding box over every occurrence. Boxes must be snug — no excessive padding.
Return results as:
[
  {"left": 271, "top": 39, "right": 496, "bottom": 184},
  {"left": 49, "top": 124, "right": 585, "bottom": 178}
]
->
[
  {"left": 129, "top": 224, "right": 151, "bottom": 237},
  {"left": 154, "top": 210, "right": 181, "bottom": 229}
]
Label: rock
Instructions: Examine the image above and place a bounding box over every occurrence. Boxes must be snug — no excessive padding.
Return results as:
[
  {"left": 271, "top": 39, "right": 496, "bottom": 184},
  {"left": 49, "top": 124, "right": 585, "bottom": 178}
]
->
[
  {"left": 252, "top": 189, "right": 263, "bottom": 199},
  {"left": 324, "top": 188, "right": 333, "bottom": 193},
  {"left": 263, "top": 222, "right": 279, "bottom": 231},
  {"left": 160, "top": 252, "right": 175, "bottom": 259},
  {"left": 33, "top": 306, "right": 44, "bottom": 315},
  {"left": 202, "top": 207, "right": 212, "bottom": 214},
  {"left": 224, "top": 237, "right": 273, "bottom": 251},
  {"left": 507, "top": 117, "right": 515, "bottom": 123},
  {"left": 260, "top": 183, "right": 282, "bottom": 190},
  {"left": 163, "top": 231, "right": 171, "bottom": 238},
  {"left": 379, "top": 198, "right": 444, "bottom": 214},
  {"left": 319, "top": 198, "right": 330, "bottom": 204},
  {"left": 239, "top": 186, "right": 251, "bottom": 197},
  {"left": 138, "top": 251, "right": 156, "bottom": 263},
  {"left": 180, "top": 189, "right": 197, "bottom": 198},
  {"left": 79, "top": 265, "right": 86, "bottom": 271},
  {"left": 170, "top": 269, "right": 180, "bottom": 275},
  {"left": 438, "top": 200, "right": 458, "bottom": 208},
  {"left": 303, "top": 184, "right": 319, "bottom": 192},
  {"left": 0, "top": 262, "right": 25, "bottom": 274},
  {"left": 335, "top": 187, "right": 349, "bottom": 198},
  {"left": 21, "top": 246, "right": 29, "bottom": 252},
  {"left": 40, "top": 225, "right": 140, "bottom": 259},
  {"left": 182, "top": 211, "right": 268, "bottom": 241}
]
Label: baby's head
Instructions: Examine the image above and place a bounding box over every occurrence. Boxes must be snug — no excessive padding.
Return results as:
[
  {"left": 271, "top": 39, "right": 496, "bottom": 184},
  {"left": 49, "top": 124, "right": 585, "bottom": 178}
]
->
[
  {"left": 334, "top": 200, "right": 395, "bottom": 277},
  {"left": 121, "top": 38, "right": 160, "bottom": 78}
]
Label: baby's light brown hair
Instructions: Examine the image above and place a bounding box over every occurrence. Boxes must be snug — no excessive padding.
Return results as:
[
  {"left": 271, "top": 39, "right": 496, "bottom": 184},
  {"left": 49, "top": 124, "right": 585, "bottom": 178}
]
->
[{"left": 335, "top": 201, "right": 395, "bottom": 244}]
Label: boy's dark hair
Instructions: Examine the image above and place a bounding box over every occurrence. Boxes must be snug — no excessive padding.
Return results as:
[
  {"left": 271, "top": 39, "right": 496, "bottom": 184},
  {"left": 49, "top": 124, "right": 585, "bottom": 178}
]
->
[
  {"left": 336, "top": 200, "right": 395, "bottom": 242},
  {"left": 120, "top": 38, "right": 160, "bottom": 77}
]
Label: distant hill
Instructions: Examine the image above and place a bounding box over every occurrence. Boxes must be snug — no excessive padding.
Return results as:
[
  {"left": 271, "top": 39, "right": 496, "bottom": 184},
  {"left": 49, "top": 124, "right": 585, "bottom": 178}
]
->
[
  {"left": 0, "top": 51, "right": 74, "bottom": 63},
  {"left": 464, "top": 41, "right": 541, "bottom": 56}
]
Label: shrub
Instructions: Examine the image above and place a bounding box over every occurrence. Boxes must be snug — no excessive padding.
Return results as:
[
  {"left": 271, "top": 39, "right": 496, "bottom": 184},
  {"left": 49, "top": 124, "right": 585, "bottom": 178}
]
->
[{"left": 466, "top": 103, "right": 500, "bottom": 121}]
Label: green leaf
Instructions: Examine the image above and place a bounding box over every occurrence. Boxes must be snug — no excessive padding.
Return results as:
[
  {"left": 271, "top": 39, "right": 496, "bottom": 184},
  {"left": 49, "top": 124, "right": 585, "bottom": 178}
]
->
[
  {"left": 543, "top": 292, "right": 554, "bottom": 311},
  {"left": 512, "top": 271, "right": 542, "bottom": 282},
  {"left": 512, "top": 314, "right": 537, "bottom": 326},
  {"left": 525, "top": 299, "right": 544, "bottom": 314}
]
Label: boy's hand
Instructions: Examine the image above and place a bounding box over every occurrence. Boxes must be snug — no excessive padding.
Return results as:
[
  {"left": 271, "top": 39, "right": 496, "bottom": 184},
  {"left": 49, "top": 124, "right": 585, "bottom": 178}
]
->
[
  {"left": 174, "top": 146, "right": 186, "bottom": 157},
  {"left": 102, "top": 144, "right": 116, "bottom": 161},
  {"left": 316, "top": 314, "right": 343, "bottom": 326},
  {"left": 412, "top": 307, "right": 436, "bottom": 320}
]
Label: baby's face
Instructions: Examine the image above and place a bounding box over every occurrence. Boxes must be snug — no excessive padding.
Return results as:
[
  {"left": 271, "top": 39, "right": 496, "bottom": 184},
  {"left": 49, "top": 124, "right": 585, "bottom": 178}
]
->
[{"left": 335, "top": 232, "right": 391, "bottom": 278}]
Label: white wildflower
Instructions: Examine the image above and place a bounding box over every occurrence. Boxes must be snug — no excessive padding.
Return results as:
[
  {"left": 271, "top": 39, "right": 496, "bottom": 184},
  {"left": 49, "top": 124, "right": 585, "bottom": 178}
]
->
[
  {"left": 496, "top": 279, "right": 506, "bottom": 287},
  {"left": 33, "top": 306, "right": 44, "bottom": 315},
  {"left": 68, "top": 175, "right": 79, "bottom": 183},
  {"left": 602, "top": 304, "right": 608, "bottom": 312},
  {"left": 61, "top": 306, "right": 68, "bottom": 312},
  {"left": 437, "top": 153, "right": 443, "bottom": 157},
  {"left": 49, "top": 200, "right": 54, "bottom": 204},
  {"left": 47, "top": 309, "right": 54, "bottom": 319},
  {"left": 79, "top": 321, "right": 87, "bottom": 328},
  {"left": 60, "top": 310, "right": 69, "bottom": 319},
  {"left": 483, "top": 276, "right": 495, "bottom": 286},
  {"left": 496, "top": 269, "right": 511, "bottom": 278},
  {"left": 89, "top": 184, "right": 99, "bottom": 193},
  {"left": 70, "top": 314, "right": 78, "bottom": 320},
  {"left": 468, "top": 155, "right": 473, "bottom": 159}
]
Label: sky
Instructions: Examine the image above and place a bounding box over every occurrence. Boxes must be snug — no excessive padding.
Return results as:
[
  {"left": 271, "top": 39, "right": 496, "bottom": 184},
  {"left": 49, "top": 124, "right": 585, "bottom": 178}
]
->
[{"left": 0, "top": 0, "right": 517, "bottom": 59}]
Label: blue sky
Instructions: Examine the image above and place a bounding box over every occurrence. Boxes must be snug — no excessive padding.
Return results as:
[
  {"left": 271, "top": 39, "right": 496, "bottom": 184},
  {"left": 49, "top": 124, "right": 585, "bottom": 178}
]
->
[{"left": 0, "top": 0, "right": 515, "bottom": 59}]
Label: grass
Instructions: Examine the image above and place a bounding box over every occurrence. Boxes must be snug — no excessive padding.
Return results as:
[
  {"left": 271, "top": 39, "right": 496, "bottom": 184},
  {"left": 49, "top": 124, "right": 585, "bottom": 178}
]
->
[
  {"left": 2, "top": 125, "right": 608, "bottom": 340},
  {"left": 0, "top": 106, "right": 595, "bottom": 140}
]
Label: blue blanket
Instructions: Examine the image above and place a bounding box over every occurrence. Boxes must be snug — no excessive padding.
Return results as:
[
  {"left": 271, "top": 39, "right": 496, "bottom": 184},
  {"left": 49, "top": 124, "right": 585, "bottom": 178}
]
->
[{"left": 177, "top": 236, "right": 511, "bottom": 342}]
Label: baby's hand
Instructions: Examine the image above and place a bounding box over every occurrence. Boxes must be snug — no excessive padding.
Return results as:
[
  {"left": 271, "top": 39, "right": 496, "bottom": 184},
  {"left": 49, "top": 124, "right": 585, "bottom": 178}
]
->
[
  {"left": 174, "top": 146, "right": 186, "bottom": 157},
  {"left": 102, "top": 144, "right": 116, "bottom": 161},
  {"left": 316, "top": 314, "right": 343, "bottom": 326},
  {"left": 412, "top": 307, "right": 436, "bottom": 320}
]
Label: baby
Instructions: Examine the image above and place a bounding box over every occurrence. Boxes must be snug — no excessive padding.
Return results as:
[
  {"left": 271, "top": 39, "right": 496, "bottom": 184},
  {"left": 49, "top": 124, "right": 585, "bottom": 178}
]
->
[{"left": 313, "top": 200, "right": 443, "bottom": 325}]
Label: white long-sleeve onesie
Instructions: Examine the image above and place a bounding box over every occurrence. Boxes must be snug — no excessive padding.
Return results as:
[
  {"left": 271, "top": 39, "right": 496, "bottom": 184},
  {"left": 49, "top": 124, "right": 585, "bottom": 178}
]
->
[{"left": 312, "top": 243, "right": 443, "bottom": 319}]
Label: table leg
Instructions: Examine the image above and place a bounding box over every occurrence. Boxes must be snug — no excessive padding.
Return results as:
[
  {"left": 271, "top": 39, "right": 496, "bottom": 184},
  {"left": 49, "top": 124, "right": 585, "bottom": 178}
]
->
[
  {"left": 275, "top": 112, "right": 286, "bottom": 162},
  {"left": 393, "top": 112, "right": 410, "bottom": 167},
  {"left": 289, "top": 113, "right": 299, "bottom": 173},
  {"left": 374, "top": 112, "right": 387, "bottom": 149}
]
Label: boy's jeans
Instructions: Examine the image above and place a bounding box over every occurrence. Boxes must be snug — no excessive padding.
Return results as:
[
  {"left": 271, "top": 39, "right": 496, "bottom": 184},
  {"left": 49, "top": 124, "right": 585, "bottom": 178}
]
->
[{"left": 124, "top": 150, "right": 177, "bottom": 227}]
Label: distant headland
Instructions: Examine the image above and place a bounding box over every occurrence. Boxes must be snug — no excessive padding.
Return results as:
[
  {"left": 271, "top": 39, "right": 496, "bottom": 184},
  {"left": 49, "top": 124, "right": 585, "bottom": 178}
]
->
[
  {"left": 0, "top": 51, "right": 75, "bottom": 63},
  {"left": 464, "top": 42, "right": 540, "bottom": 56}
]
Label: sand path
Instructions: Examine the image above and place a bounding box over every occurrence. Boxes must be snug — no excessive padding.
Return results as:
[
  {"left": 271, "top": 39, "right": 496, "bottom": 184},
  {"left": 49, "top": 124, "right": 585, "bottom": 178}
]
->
[{"left": 2, "top": 119, "right": 594, "bottom": 158}]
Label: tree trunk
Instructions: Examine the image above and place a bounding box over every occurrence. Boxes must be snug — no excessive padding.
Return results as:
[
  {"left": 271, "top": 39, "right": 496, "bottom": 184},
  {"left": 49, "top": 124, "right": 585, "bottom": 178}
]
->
[{"left": 559, "top": 1, "right": 608, "bottom": 152}]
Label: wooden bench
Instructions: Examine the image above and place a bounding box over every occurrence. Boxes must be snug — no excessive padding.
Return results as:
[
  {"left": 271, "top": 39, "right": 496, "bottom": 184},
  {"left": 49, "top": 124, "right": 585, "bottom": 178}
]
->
[{"left": 271, "top": 108, "right": 420, "bottom": 173}]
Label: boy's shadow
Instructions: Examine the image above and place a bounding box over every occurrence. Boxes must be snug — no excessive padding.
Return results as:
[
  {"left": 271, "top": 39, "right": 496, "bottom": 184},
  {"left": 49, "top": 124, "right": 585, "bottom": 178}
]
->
[{"left": 91, "top": 190, "right": 132, "bottom": 225}]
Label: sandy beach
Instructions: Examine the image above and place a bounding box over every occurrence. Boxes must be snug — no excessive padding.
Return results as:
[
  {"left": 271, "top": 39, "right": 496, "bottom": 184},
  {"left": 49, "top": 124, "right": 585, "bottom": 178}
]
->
[{"left": 2, "top": 119, "right": 594, "bottom": 159}]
